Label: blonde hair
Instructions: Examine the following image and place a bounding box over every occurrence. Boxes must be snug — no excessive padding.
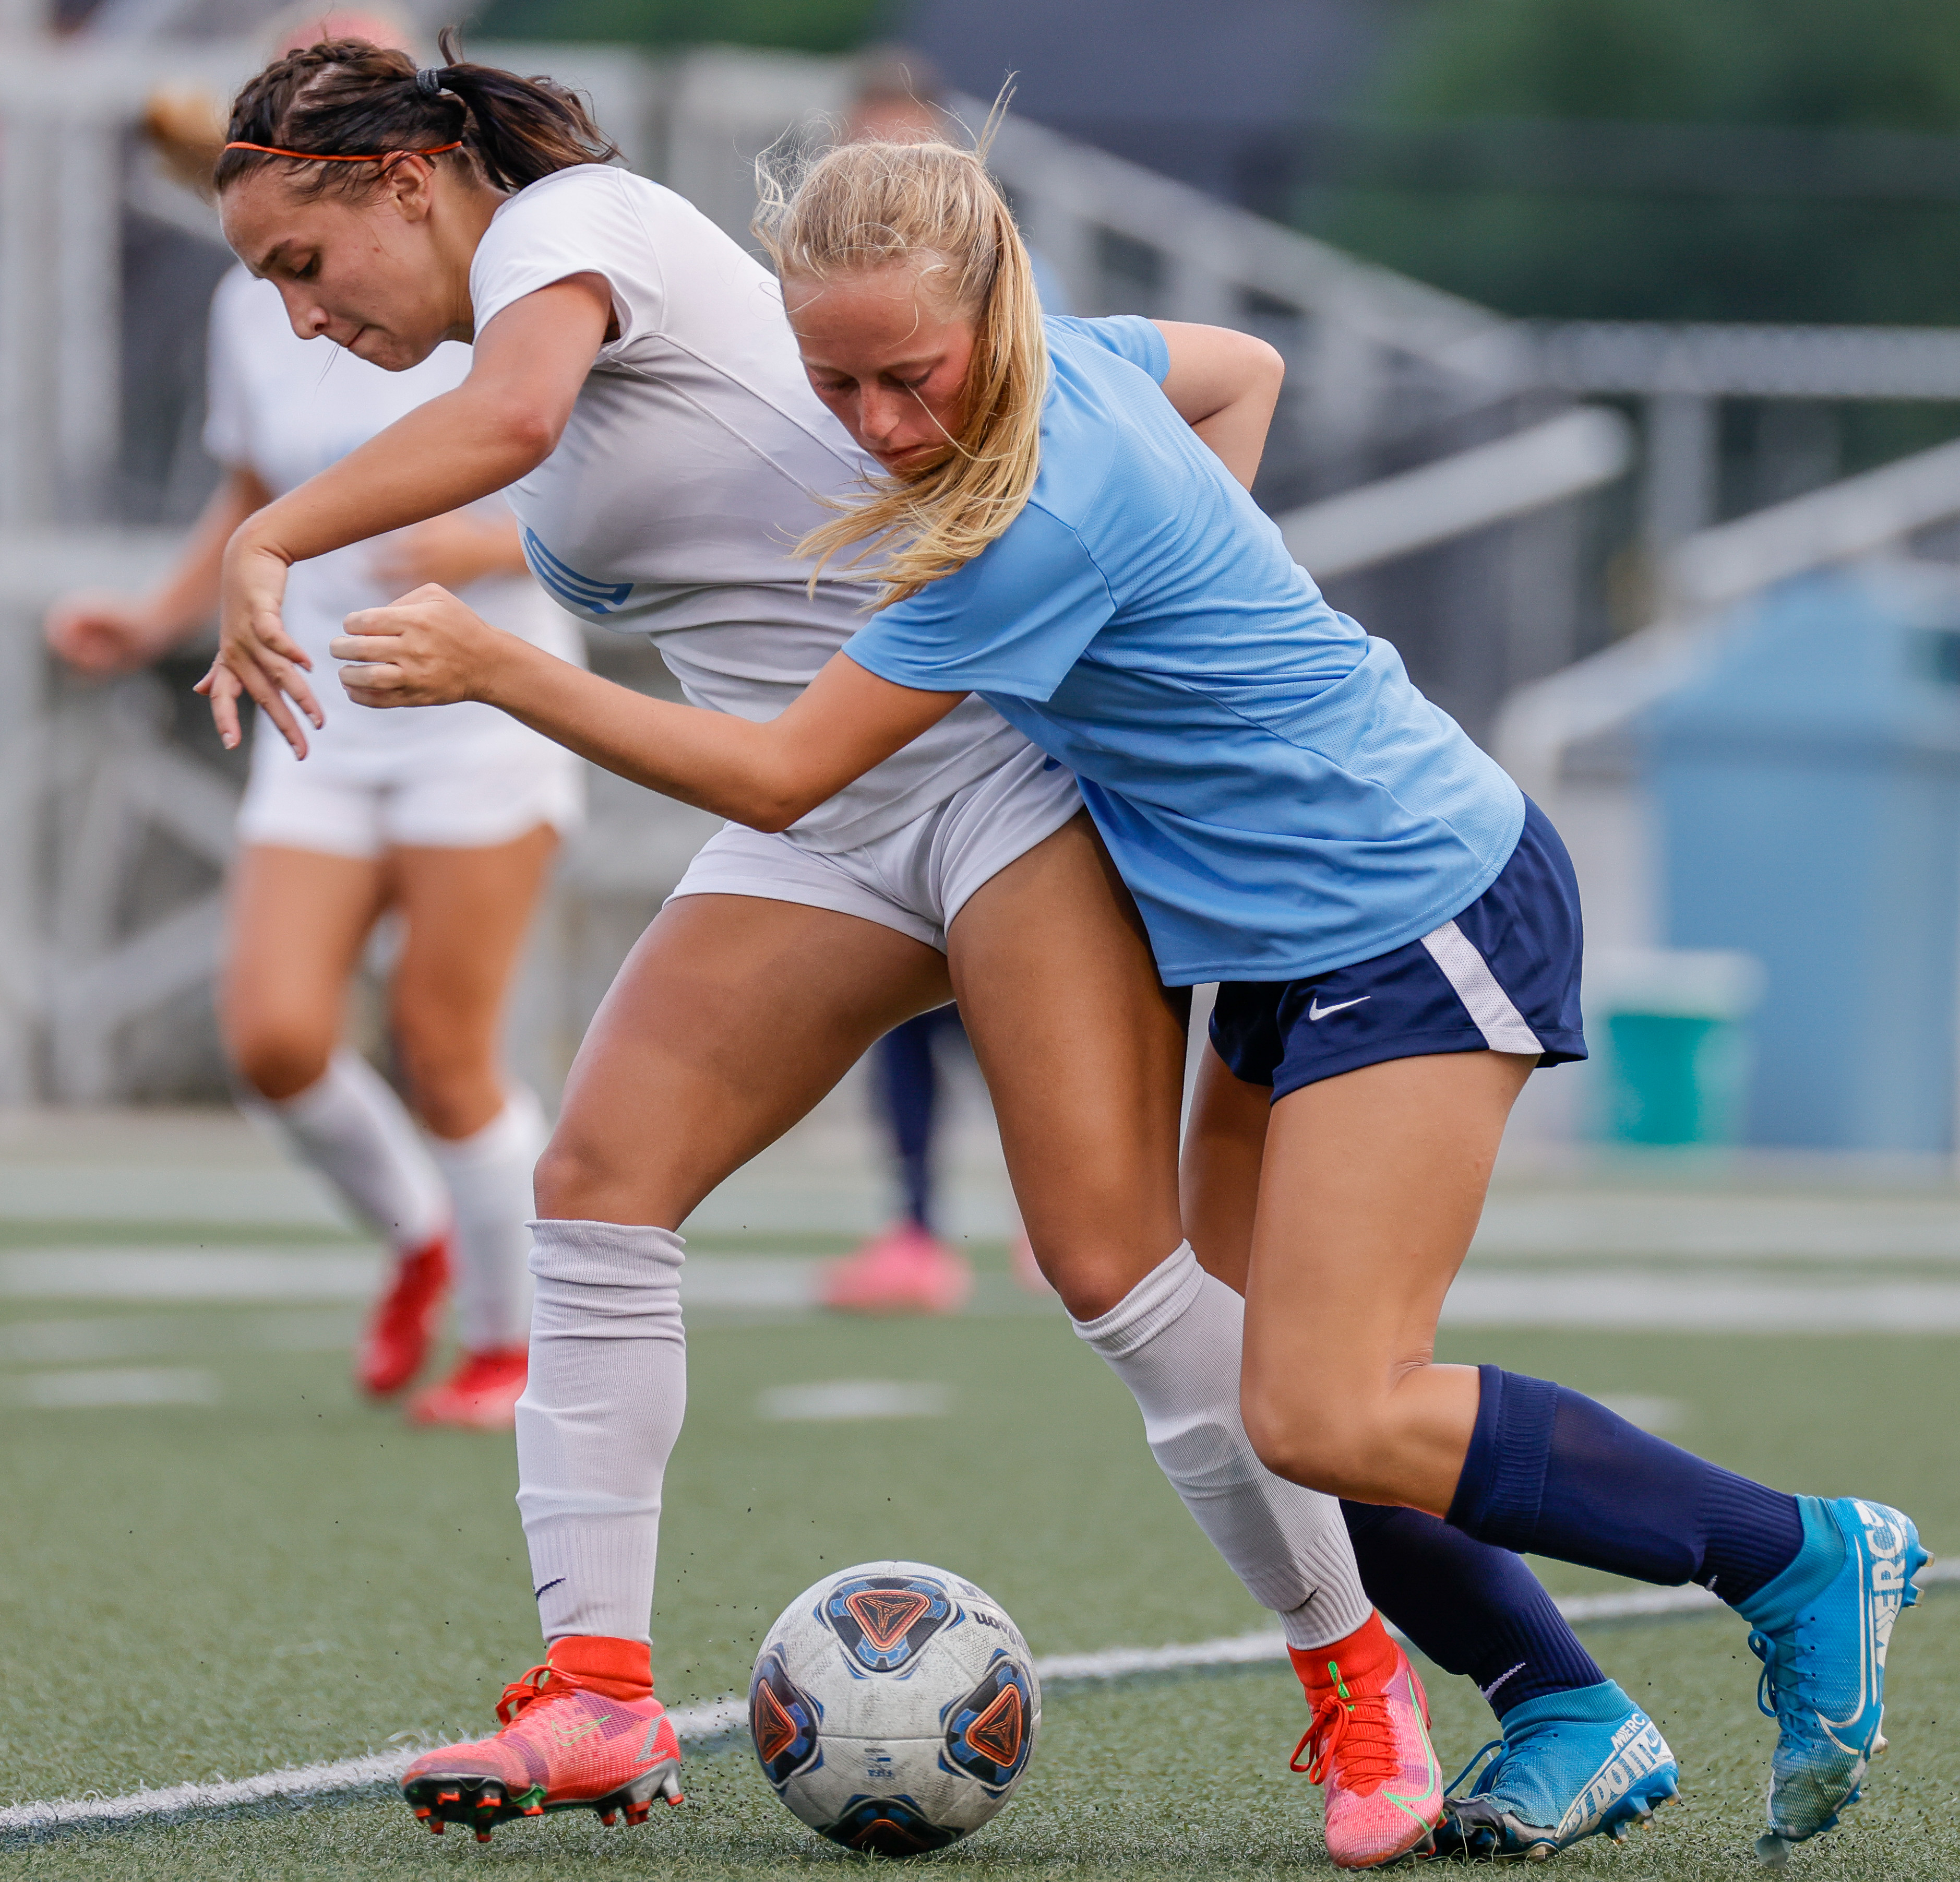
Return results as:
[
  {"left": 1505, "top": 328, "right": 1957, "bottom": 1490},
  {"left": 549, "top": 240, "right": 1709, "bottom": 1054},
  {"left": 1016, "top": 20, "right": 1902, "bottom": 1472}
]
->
[{"left": 754, "top": 130, "right": 1046, "bottom": 608}]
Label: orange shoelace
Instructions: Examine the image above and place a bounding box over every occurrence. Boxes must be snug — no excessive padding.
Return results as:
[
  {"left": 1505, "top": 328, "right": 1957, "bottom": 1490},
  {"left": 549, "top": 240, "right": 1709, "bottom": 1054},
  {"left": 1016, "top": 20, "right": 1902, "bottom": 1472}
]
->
[
  {"left": 1292, "top": 1688, "right": 1401, "bottom": 1792},
  {"left": 495, "top": 1664, "right": 571, "bottom": 1725}
]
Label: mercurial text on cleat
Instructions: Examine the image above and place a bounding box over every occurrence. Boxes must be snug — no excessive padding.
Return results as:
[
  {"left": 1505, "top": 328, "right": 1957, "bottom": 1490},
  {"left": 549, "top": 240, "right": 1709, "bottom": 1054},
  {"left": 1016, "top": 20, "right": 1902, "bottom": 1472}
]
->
[
  {"left": 1433, "top": 1678, "right": 1681, "bottom": 1860},
  {"left": 1735, "top": 1495, "right": 1928, "bottom": 1861}
]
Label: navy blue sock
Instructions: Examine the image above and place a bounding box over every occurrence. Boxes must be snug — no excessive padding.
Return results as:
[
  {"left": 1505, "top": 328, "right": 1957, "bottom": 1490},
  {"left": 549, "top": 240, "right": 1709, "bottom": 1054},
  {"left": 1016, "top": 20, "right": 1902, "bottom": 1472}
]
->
[
  {"left": 1446, "top": 1366, "right": 1805, "bottom": 1605},
  {"left": 1342, "top": 1500, "right": 1605, "bottom": 1719},
  {"left": 874, "top": 1008, "right": 961, "bottom": 1231}
]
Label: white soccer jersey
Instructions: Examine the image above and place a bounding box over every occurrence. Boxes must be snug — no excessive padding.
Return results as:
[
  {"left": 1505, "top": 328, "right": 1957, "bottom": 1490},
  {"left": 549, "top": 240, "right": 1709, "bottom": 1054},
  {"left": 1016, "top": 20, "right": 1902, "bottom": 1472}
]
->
[
  {"left": 466, "top": 164, "right": 1030, "bottom": 853},
  {"left": 204, "top": 266, "right": 585, "bottom": 774}
]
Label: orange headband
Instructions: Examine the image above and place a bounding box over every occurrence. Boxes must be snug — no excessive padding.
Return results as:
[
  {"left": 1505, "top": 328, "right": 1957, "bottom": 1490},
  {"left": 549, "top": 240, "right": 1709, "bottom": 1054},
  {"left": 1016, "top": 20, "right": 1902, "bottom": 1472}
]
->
[{"left": 222, "top": 139, "right": 462, "bottom": 162}]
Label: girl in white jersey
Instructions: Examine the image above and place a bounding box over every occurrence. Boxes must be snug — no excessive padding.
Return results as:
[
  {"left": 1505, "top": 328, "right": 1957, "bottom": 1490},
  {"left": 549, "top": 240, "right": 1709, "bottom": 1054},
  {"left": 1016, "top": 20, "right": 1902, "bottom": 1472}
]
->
[
  {"left": 330, "top": 132, "right": 1926, "bottom": 1866},
  {"left": 203, "top": 42, "right": 1665, "bottom": 1869},
  {"left": 45, "top": 30, "right": 582, "bottom": 1431}
]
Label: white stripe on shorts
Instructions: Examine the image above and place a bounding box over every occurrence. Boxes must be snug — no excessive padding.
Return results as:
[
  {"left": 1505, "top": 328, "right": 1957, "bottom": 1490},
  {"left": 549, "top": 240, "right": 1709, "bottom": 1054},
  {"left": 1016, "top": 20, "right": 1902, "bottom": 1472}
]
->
[{"left": 1419, "top": 920, "right": 1544, "bottom": 1055}]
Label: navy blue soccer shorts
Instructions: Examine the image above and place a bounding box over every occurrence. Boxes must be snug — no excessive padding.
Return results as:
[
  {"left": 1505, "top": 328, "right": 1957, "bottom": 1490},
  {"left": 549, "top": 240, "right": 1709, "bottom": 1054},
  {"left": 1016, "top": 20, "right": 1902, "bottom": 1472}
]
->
[{"left": 1209, "top": 797, "right": 1587, "bottom": 1102}]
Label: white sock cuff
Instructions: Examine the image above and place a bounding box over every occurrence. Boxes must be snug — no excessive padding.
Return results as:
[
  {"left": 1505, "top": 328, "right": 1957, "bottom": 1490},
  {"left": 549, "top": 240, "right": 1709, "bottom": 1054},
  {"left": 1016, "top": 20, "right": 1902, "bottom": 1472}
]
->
[
  {"left": 1282, "top": 1590, "right": 1375, "bottom": 1652},
  {"left": 428, "top": 1086, "right": 546, "bottom": 1173},
  {"left": 269, "top": 1047, "right": 378, "bottom": 1128},
  {"left": 1070, "top": 1241, "right": 1204, "bottom": 1360},
  {"left": 261, "top": 1049, "right": 449, "bottom": 1250},
  {"left": 528, "top": 1219, "right": 686, "bottom": 1288}
]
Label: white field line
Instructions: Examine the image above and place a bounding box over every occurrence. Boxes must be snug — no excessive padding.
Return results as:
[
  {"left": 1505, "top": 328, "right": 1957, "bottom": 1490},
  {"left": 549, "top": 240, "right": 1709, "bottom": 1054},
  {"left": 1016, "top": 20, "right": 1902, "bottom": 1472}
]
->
[
  {"left": 0, "top": 1252, "right": 380, "bottom": 1302},
  {"left": 5, "top": 1561, "right": 1953, "bottom": 1838},
  {"left": 1441, "top": 1271, "right": 1960, "bottom": 1333},
  {"left": 758, "top": 1381, "right": 951, "bottom": 1422},
  {"left": 13, "top": 1248, "right": 1960, "bottom": 1333}
]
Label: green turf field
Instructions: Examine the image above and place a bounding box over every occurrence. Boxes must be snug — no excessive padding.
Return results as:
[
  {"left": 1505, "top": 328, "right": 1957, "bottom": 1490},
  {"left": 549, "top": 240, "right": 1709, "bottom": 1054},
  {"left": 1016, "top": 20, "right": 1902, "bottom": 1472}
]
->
[{"left": 1, "top": 1224, "right": 1954, "bottom": 1879}]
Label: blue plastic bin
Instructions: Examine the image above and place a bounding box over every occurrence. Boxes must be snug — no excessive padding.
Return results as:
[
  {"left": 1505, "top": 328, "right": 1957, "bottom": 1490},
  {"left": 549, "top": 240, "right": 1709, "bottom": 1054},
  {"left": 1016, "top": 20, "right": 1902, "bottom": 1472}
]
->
[{"left": 1644, "top": 566, "right": 1960, "bottom": 1151}]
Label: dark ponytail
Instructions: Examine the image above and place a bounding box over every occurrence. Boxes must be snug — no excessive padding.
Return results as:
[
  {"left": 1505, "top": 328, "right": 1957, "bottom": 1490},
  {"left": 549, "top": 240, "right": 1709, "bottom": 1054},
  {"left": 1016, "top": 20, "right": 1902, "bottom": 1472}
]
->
[{"left": 214, "top": 27, "right": 617, "bottom": 201}]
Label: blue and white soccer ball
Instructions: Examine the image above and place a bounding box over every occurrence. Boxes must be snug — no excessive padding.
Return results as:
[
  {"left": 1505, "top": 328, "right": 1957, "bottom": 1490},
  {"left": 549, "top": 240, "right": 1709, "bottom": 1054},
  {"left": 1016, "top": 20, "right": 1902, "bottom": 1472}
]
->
[{"left": 748, "top": 1559, "right": 1041, "bottom": 1855}]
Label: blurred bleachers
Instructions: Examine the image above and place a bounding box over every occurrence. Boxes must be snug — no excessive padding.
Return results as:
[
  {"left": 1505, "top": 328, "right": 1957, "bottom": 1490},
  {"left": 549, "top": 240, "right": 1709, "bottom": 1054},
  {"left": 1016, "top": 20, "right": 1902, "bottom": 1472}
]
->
[{"left": 8, "top": 27, "right": 1960, "bottom": 1147}]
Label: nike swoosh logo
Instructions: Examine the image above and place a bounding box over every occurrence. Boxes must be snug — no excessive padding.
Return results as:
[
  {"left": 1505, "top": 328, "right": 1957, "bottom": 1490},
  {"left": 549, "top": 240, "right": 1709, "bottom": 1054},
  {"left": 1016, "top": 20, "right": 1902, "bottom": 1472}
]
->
[
  {"left": 1308, "top": 996, "right": 1370, "bottom": 1021},
  {"left": 1385, "top": 1743, "right": 1441, "bottom": 1819},
  {"left": 545, "top": 1714, "right": 612, "bottom": 1747},
  {"left": 533, "top": 1578, "right": 566, "bottom": 1601}
]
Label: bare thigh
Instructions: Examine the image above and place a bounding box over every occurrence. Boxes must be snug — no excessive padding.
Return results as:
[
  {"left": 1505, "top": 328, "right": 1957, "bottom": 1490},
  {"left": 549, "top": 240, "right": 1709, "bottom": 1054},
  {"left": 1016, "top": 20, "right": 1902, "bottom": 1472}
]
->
[
  {"left": 534, "top": 894, "right": 954, "bottom": 1228},
  {"left": 386, "top": 825, "right": 559, "bottom": 1139},
  {"left": 948, "top": 814, "right": 1188, "bottom": 1321},
  {"left": 219, "top": 844, "right": 389, "bottom": 1101},
  {"left": 1230, "top": 1049, "right": 1535, "bottom": 1512},
  {"left": 1178, "top": 1041, "right": 1273, "bottom": 1295}
]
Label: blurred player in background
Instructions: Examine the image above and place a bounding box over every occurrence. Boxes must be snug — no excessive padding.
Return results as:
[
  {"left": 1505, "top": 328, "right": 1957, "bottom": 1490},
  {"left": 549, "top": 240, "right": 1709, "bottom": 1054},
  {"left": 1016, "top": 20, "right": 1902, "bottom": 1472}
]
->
[
  {"left": 828, "top": 1002, "right": 977, "bottom": 1313},
  {"left": 43, "top": 8, "right": 584, "bottom": 1431}
]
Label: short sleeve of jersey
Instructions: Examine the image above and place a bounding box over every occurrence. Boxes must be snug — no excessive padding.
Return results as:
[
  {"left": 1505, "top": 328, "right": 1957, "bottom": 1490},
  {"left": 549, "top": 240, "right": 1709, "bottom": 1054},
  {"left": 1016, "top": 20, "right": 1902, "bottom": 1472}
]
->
[
  {"left": 1046, "top": 314, "right": 1168, "bottom": 383},
  {"left": 843, "top": 503, "right": 1115, "bottom": 701},
  {"left": 469, "top": 166, "right": 665, "bottom": 360},
  {"left": 200, "top": 268, "right": 253, "bottom": 468}
]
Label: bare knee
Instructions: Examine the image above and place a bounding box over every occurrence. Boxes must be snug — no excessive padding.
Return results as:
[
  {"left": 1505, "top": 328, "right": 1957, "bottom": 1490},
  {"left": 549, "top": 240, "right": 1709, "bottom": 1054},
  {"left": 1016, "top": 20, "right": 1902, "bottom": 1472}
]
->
[
  {"left": 1045, "top": 1259, "right": 1130, "bottom": 1324},
  {"left": 1038, "top": 1236, "right": 1181, "bottom": 1324},
  {"left": 531, "top": 1130, "right": 592, "bottom": 1221},
  {"left": 223, "top": 1013, "right": 334, "bottom": 1104},
  {"left": 1242, "top": 1384, "right": 1385, "bottom": 1501},
  {"left": 391, "top": 1004, "right": 499, "bottom": 1139},
  {"left": 533, "top": 1123, "right": 669, "bottom": 1227}
]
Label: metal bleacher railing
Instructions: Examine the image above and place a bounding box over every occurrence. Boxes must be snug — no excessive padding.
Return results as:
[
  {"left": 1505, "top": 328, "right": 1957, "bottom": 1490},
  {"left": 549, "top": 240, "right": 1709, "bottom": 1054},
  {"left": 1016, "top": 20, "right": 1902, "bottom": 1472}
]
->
[
  {"left": 0, "top": 32, "right": 659, "bottom": 1106},
  {"left": 8, "top": 35, "right": 1960, "bottom": 1103}
]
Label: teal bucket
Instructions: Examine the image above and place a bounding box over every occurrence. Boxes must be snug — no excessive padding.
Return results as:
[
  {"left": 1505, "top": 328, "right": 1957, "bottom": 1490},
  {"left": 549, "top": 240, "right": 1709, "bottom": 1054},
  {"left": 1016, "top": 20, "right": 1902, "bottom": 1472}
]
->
[
  {"left": 1602, "top": 1011, "right": 1750, "bottom": 1146},
  {"left": 1587, "top": 949, "right": 1764, "bottom": 1149}
]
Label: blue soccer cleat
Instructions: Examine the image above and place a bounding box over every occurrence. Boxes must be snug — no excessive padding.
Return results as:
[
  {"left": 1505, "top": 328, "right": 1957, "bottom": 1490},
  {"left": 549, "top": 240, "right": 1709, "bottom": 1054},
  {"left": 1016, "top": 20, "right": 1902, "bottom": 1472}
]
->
[
  {"left": 1736, "top": 1496, "right": 1929, "bottom": 1867},
  {"left": 1433, "top": 1679, "right": 1681, "bottom": 1860}
]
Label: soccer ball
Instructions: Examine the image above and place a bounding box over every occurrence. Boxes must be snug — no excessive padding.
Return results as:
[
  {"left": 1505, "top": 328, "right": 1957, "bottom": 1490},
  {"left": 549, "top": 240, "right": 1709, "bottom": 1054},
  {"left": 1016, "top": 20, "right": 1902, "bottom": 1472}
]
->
[{"left": 748, "top": 1558, "right": 1041, "bottom": 1855}]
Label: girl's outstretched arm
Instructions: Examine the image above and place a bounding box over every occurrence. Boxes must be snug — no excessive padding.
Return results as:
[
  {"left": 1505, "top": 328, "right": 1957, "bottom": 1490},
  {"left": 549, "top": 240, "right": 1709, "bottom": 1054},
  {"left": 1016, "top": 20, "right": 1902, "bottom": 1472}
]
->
[
  {"left": 1151, "top": 321, "right": 1285, "bottom": 490},
  {"left": 331, "top": 586, "right": 963, "bottom": 828},
  {"left": 200, "top": 273, "right": 612, "bottom": 756},
  {"left": 47, "top": 466, "right": 269, "bottom": 675}
]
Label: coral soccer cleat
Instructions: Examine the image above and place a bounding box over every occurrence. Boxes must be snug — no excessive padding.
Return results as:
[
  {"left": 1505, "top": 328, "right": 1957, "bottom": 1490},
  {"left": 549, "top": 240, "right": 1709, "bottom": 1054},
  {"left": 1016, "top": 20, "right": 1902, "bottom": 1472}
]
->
[
  {"left": 408, "top": 1346, "right": 528, "bottom": 1430},
  {"left": 1736, "top": 1496, "right": 1929, "bottom": 1866},
  {"left": 401, "top": 1638, "right": 682, "bottom": 1842},
  {"left": 1434, "top": 1678, "right": 1682, "bottom": 1859},
  {"left": 820, "top": 1222, "right": 972, "bottom": 1315},
  {"left": 356, "top": 1229, "right": 451, "bottom": 1397},
  {"left": 1292, "top": 1617, "right": 1444, "bottom": 1869}
]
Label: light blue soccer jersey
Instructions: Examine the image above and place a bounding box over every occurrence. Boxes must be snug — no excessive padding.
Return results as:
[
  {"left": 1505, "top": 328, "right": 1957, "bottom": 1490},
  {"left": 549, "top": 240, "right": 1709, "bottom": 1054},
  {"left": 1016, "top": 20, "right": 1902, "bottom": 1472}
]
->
[{"left": 842, "top": 316, "right": 1526, "bottom": 985}]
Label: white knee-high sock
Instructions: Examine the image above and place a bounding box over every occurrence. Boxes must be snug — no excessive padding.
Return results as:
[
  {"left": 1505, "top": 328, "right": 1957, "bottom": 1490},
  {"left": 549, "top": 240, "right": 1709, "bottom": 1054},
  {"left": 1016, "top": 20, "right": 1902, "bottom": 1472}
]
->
[
  {"left": 516, "top": 1219, "right": 686, "bottom": 1646},
  {"left": 264, "top": 1049, "right": 448, "bottom": 1252},
  {"left": 1072, "top": 1242, "right": 1371, "bottom": 1651},
  {"left": 428, "top": 1088, "right": 547, "bottom": 1352}
]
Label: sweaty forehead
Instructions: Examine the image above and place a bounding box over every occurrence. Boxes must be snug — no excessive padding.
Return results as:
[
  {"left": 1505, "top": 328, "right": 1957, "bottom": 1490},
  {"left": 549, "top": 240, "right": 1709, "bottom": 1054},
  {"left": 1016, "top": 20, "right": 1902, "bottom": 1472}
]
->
[
  {"left": 222, "top": 176, "right": 355, "bottom": 273},
  {"left": 783, "top": 262, "right": 955, "bottom": 341},
  {"left": 219, "top": 173, "right": 297, "bottom": 264}
]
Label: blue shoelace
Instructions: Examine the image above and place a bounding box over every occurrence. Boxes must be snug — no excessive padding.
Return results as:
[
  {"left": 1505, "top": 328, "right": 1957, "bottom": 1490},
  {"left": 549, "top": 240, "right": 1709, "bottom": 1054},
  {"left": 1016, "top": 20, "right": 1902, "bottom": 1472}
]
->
[{"left": 1444, "top": 1738, "right": 1506, "bottom": 1801}]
